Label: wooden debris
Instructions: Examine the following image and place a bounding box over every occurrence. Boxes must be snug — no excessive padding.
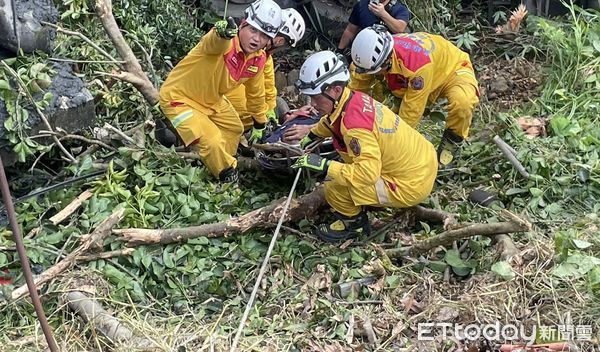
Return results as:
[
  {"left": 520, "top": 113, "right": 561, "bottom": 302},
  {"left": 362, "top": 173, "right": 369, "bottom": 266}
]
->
[
  {"left": 385, "top": 212, "right": 531, "bottom": 259},
  {"left": 64, "top": 291, "right": 154, "bottom": 348},
  {"left": 49, "top": 190, "right": 93, "bottom": 225},
  {"left": 11, "top": 208, "right": 125, "bottom": 301},
  {"left": 114, "top": 186, "right": 326, "bottom": 246}
]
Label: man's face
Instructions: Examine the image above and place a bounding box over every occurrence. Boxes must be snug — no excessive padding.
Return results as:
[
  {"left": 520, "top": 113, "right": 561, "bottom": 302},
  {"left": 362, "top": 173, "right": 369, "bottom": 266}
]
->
[
  {"left": 309, "top": 86, "right": 342, "bottom": 116},
  {"left": 238, "top": 24, "right": 271, "bottom": 54}
]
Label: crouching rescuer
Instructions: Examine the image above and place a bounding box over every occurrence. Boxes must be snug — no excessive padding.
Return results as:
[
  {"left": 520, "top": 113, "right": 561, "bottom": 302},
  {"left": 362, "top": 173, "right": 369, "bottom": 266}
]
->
[
  {"left": 291, "top": 51, "right": 438, "bottom": 242},
  {"left": 158, "top": 0, "right": 282, "bottom": 183}
]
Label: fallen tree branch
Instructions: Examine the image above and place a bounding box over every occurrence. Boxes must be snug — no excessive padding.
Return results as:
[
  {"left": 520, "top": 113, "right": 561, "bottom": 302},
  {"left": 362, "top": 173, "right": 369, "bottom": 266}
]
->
[
  {"left": 95, "top": 0, "right": 159, "bottom": 105},
  {"left": 49, "top": 190, "right": 93, "bottom": 225},
  {"left": 11, "top": 208, "right": 125, "bottom": 301},
  {"left": 385, "top": 215, "right": 531, "bottom": 259},
  {"left": 114, "top": 187, "right": 326, "bottom": 246}
]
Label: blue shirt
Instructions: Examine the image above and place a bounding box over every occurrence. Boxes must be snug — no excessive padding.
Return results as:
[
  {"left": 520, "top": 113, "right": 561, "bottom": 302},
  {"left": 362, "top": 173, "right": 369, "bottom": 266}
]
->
[{"left": 348, "top": 0, "right": 410, "bottom": 30}]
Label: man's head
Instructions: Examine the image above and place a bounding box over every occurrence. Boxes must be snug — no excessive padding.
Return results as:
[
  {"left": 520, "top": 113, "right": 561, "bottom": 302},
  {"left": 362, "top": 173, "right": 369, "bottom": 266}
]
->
[
  {"left": 296, "top": 51, "right": 350, "bottom": 116},
  {"left": 240, "top": 0, "right": 282, "bottom": 54},
  {"left": 266, "top": 8, "right": 306, "bottom": 53},
  {"left": 351, "top": 25, "right": 394, "bottom": 74}
]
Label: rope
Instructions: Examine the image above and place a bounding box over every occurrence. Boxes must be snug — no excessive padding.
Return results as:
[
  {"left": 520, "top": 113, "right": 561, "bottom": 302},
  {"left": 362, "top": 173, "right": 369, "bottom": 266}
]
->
[
  {"left": 230, "top": 168, "right": 302, "bottom": 352},
  {"left": 223, "top": 0, "right": 229, "bottom": 20}
]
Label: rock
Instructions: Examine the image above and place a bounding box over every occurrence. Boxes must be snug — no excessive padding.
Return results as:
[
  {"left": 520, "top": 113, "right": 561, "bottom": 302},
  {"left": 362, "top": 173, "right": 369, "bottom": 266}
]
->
[
  {"left": 0, "top": 62, "right": 95, "bottom": 165},
  {"left": 489, "top": 76, "right": 510, "bottom": 94},
  {"left": 287, "top": 69, "right": 299, "bottom": 87},
  {"left": 0, "top": 0, "right": 58, "bottom": 54},
  {"left": 274, "top": 71, "right": 287, "bottom": 92}
]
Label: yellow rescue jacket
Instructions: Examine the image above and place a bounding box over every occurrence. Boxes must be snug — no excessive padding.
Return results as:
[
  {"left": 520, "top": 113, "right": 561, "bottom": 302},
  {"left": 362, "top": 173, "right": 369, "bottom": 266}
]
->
[
  {"left": 159, "top": 28, "right": 268, "bottom": 123},
  {"left": 349, "top": 32, "right": 476, "bottom": 126},
  {"left": 225, "top": 54, "right": 277, "bottom": 118},
  {"left": 311, "top": 87, "right": 438, "bottom": 206}
]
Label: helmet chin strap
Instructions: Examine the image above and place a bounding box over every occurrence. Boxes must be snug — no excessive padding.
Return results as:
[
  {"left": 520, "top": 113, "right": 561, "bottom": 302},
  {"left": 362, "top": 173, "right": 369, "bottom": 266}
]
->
[{"left": 321, "top": 86, "right": 340, "bottom": 113}]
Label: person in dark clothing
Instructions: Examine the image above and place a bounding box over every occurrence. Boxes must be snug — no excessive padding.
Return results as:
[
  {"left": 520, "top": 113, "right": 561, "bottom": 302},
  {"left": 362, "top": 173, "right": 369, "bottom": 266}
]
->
[{"left": 336, "top": 0, "right": 410, "bottom": 53}]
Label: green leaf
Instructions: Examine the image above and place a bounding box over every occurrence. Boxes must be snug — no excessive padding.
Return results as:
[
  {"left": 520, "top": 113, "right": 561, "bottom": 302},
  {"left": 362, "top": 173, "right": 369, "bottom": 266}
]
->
[
  {"left": 163, "top": 250, "right": 176, "bottom": 268},
  {"left": 593, "top": 39, "right": 600, "bottom": 53},
  {"left": 30, "top": 63, "right": 46, "bottom": 77},
  {"left": 444, "top": 249, "right": 467, "bottom": 268},
  {"left": 0, "top": 252, "right": 8, "bottom": 266},
  {"left": 491, "top": 261, "right": 516, "bottom": 281},
  {"left": 0, "top": 79, "right": 10, "bottom": 90},
  {"left": 506, "top": 188, "right": 528, "bottom": 196},
  {"left": 552, "top": 254, "right": 600, "bottom": 278},
  {"left": 530, "top": 188, "right": 543, "bottom": 197},
  {"left": 428, "top": 260, "right": 447, "bottom": 273},
  {"left": 572, "top": 239, "right": 592, "bottom": 249},
  {"left": 587, "top": 266, "right": 600, "bottom": 293},
  {"left": 42, "top": 231, "right": 65, "bottom": 245}
]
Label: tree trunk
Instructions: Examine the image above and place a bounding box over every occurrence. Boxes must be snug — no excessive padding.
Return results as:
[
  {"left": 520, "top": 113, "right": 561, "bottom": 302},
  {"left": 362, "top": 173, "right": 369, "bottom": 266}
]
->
[{"left": 114, "top": 186, "right": 326, "bottom": 246}]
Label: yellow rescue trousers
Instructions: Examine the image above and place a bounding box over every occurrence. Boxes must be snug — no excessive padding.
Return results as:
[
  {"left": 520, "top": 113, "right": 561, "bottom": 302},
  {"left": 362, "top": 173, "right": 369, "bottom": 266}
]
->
[
  {"left": 226, "top": 85, "right": 254, "bottom": 131},
  {"left": 159, "top": 98, "right": 243, "bottom": 177},
  {"left": 325, "top": 159, "right": 437, "bottom": 217},
  {"left": 403, "top": 68, "right": 479, "bottom": 139}
]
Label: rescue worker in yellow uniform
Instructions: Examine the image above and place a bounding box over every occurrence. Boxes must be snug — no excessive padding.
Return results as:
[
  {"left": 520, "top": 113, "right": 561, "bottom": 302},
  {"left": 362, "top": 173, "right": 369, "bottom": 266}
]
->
[
  {"left": 159, "top": 0, "right": 282, "bottom": 183},
  {"left": 226, "top": 8, "right": 306, "bottom": 137},
  {"left": 349, "top": 25, "right": 480, "bottom": 168},
  {"left": 291, "top": 51, "right": 438, "bottom": 242}
]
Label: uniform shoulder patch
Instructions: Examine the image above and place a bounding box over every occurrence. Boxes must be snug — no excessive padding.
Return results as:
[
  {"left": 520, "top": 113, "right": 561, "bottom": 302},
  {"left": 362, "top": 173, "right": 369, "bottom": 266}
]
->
[
  {"left": 410, "top": 76, "right": 424, "bottom": 90},
  {"left": 349, "top": 137, "right": 361, "bottom": 156}
]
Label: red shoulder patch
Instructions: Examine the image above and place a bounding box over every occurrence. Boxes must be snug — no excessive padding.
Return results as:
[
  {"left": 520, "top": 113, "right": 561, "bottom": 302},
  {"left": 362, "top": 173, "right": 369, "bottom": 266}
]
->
[
  {"left": 392, "top": 36, "right": 432, "bottom": 73},
  {"left": 342, "top": 92, "right": 375, "bottom": 131}
]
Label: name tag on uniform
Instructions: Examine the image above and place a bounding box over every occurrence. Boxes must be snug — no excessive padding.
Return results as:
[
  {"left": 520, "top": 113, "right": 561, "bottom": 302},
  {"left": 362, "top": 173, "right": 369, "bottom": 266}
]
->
[{"left": 247, "top": 66, "right": 258, "bottom": 73}]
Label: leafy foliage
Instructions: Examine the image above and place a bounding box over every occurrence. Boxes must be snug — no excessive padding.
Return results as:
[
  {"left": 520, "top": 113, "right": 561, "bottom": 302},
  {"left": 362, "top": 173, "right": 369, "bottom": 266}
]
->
[{"left": 0, "top": 56, "right": 55, "bottom": 162}]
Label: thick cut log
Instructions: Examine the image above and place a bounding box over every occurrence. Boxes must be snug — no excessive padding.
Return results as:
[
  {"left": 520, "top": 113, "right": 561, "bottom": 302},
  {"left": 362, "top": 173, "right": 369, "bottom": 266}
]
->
[
  {"left": 64, "top": 291, "right": 154, "bottom": 348},
  {"left": 10, "top": 208, "right": 125, "bottom": 301},
  {"left": 114, "top": 186, "right": 326, "bottom": 246}
]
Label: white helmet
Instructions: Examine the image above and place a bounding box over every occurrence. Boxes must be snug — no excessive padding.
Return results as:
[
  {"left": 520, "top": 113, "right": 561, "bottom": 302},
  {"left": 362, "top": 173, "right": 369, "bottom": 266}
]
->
[
  {"left": 296, "top": 51, "right": 350, "bottom": 95},
  {"left": 244, "top": 0, "right": 283, "bottom": 39},
  {"left": 279, "top": 8, "right": 305, "bottom": 47},
  {"left": 351, "top": 25, "right": 394, "bottom": 74}
]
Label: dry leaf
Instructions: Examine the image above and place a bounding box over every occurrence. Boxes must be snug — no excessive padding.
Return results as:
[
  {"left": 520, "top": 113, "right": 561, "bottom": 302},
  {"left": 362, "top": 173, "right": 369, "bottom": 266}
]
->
[
  {"left": 361, "top": 259, "right": 387, "bottom": 277},
  {"left": 517, "top": 116, "right": 547, "bottom": 138}
]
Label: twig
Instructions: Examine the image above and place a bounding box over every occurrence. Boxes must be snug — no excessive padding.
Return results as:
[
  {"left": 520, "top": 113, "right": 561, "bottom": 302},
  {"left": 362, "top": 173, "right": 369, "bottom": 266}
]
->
[
  {"left": 39, "top": 130, "right": 116, "bottom": 151},
  {"left": 49, "top": 190, "right": 93, "bottom": 225},
  {"left": 49, "top": 57, "right": 126, "bottom": 64},
  {"left": 41, "top": 22, "right": 121, "bottom": 65},
  {"left": 493, "top": 135, "right": 529, "bottom": 178},
  {"left": 76, "top": 248, "right": 134, "bottom": 262},
  {"left": 0, "top": 61, "right": 77, "bottom": 164},
  {"left": 103, "top": 123, "right": 139, "bottom": 146},
  {"left": 280, "top": 225, "right": 318, "bottom": 241}
]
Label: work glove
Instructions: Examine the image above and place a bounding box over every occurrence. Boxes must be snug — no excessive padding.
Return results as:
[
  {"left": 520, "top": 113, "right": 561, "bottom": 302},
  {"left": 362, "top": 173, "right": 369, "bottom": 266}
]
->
[
  {"left": 266, "top": 109, "right": 278, "bottom": 126},
  {"left": 215, "top": 17, "right": 238, "bottom": 39},
  {"left": 248, "top": 122, "right": 266, "bottom": 145},
  {"left": 299, "top": 131, "right": 318, "bottom": 150},
  {"left": 291, "top": 154, "right": 329, "bottom": 173}
]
